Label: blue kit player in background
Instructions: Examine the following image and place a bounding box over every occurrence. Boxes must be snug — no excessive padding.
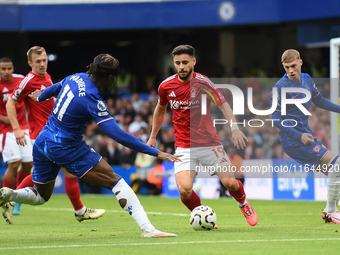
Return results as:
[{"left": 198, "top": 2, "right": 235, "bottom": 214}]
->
[
  {"left": 0, "top": 54, "right": 181, "bottom": 237},
  {"left": 272, "top": 49, "right": 340, "bottom": 224}
]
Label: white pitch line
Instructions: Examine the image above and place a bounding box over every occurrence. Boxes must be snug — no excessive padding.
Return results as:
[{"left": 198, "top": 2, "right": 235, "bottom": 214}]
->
[
  {"left": 1, "top": 238, "right": 340, "bottom": 250},
  {"left": 34, "top": 207, "right": 316, "bottom": 217},
  {"left": 34, "top": 207, "right": 188, "bottom": 216}
]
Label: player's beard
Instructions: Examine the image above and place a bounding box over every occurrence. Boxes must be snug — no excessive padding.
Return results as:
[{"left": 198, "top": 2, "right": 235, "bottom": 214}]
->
[{"left": 178, "top": 69, "right": 193, "bottom": 81}]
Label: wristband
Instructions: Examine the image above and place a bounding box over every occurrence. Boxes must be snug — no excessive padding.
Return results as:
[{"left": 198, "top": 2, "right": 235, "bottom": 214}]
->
[{"left": 230, "top": 124, "right": 239, "bottom": 132}]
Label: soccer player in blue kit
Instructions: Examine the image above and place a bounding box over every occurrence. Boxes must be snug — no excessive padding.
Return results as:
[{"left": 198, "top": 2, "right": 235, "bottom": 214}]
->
[
  {"left": 272, "top": 49, "right": 340, "bottom": 224},
  {"left": 0, "top": 54, "right": 181, "bottom": 237}
]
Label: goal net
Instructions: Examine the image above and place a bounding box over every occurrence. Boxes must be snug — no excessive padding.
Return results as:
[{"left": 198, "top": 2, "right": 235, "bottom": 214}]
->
[{"left": 330, "top": 37, "right": 340, "bottom": 155}]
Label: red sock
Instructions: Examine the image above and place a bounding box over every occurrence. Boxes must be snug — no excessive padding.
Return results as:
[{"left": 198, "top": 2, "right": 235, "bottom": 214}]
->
[
  {"left": 16, "top": 174, "right": 34, "bottom": 189},
  {"left": 16, "top": 170, "right": 31, "bottom": 186},
  {"left": 3, "top": 177, "right": 15, "bottom": 189},
  {"left": 228, "top": 180, "right": 246, "bottom": 204},
  {"left": 181, "top": 190, "right": 201, "bottom": 211},
  {"left": 65, "top": 177, "right": 84, "bottom": 211}
]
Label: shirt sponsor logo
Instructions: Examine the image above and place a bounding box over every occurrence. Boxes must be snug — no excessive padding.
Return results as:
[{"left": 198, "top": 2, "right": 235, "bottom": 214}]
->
[
  {"left": 169, "top": 99, "right": 199, "bottom": 110},
  {"left": 98, "top": 111, "right": 109, "bottom": 116}
]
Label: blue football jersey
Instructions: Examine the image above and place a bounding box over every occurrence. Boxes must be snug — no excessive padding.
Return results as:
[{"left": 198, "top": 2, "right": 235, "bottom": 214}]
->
[
  {"left": 45, "top": 72, "right": 113, "bottom": 141},
  {"left": 272, "top": 73, "right": 320, "bottom": 147}
]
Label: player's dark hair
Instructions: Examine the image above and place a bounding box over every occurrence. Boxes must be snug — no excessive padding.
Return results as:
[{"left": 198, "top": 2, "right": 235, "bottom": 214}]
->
[
  {"left": 0, "top": 57, "right": 12, "bottom": 64},
  {"left": 171, "top": 45, "right": 195, "bottom": 57},
  {"left": 87, "top": 54, "right": 119, "bottom": 79}
]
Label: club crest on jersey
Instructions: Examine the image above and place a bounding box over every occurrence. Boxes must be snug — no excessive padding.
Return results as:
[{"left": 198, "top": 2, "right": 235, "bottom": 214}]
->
[
  {"left": 190, "top": 87, "right": 196, "bottom": 98},
  {"left": 313, "top": 145, "right": 321, "bottom": 153},
  {"left": 97, "top": 100, "right": 107, "bottom": 111}
]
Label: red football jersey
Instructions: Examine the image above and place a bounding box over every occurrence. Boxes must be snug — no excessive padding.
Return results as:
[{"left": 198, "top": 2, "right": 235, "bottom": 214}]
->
[
  {"left": 11, "top": 71, "right": 55, "bottom": 139},
  {"left": 158, "top": 72, "right": 226, "bottom": 148},
  {"left": 0, "top": 74, "right": 29, "bottom": 134}
]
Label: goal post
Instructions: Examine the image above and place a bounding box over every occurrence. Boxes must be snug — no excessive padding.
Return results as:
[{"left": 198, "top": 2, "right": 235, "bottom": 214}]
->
[{"left": 330, "top": 37, "right": 340, "bottom": 155}]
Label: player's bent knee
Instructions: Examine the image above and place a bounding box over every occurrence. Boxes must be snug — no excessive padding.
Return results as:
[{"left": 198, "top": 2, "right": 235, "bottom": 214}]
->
[
  {"left": 178, "top": 187, "right": 192, "bottom": 198},
  {"left": 15, "top": 187, "right": 48, "bottom": 205},
  {"left": 30, "top": 188, "right": 48, "bottom": 205},
  {"left": 32, "top": 194, "right": 48, "bottom": 205}
]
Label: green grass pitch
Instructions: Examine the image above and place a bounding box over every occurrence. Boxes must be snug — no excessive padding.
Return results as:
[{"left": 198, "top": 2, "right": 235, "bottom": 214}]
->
[{"left": 1, "top": 194, "right": 340, "bottom": 255}]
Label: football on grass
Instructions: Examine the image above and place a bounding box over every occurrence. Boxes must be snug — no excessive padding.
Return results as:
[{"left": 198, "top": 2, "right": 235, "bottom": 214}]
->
[{"left": 189, "top": 205, "right": 217, "bottom": 230}]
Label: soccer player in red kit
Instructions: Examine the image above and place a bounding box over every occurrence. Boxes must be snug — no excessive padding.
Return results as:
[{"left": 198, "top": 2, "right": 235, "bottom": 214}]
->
[
  {"left": 4, "top": 46, "right": 104, "bottom": 224},
  {"left": 0, "top": 57, "right": 33, "bottom": 215},
  {"left": 147, "top": 45, "right": 258, "bottom": 226}
]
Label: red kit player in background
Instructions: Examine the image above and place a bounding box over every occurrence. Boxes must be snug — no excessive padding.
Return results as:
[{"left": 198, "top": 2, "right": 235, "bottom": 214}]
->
[
  {"left": 0, "top": 57, "right": 33, "bottom": 216},
  {"left": 4, "top": 46, "right": 104, "bottom": 224},
  {"left": 147, "top": 45, "right": 258, "bottom": 226}
]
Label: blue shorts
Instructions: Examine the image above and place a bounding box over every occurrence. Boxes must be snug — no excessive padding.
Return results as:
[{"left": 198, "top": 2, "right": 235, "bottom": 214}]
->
[
  {"left": 283, "top": 140, "right": 328, "bottom": 169},
  {"left": 32, "top": 133, "right": 101, "bottom": 184}
]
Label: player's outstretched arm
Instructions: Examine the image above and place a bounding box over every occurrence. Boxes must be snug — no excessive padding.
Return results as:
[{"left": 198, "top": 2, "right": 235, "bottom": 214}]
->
[
  {"left": 28, "top": 89, "right": 42, "bottom": 102},
  {"left": 147, "top": 103, "right": 167, "bottom": 148},
  {"left": 29, "top": 82, "right": 62, "bottom": 102},
  {"left": 312, "top": 93, "right": 340, "bottom": 113},
  {"left": 218, "top": 102, "right": 248, "bottom": 149},
  {"left": 231, "top": 129, "right": 248, "bottom": 150},
  {"left": 156, "top": 151, "right": 182, "bottom": 162},
  {"left": 99, "top": 118, "right": 182, "bottom": 162}
]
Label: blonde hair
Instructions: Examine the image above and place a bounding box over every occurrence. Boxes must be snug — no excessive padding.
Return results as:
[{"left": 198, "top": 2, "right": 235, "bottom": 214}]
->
[
  {"left": 281, "top": 49, "right": 300, "bottom": 63},
  {"left": 27, "top": 46, "right": 46, "bottom": 62}
]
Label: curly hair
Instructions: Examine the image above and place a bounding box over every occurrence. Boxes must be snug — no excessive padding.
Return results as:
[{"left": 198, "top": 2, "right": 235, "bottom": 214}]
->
[{"left": 87, "top": 54, "right": 119, "bottom": 79}]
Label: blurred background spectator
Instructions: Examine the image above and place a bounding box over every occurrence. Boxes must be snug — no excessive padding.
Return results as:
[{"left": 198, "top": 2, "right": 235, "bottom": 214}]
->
[
  {"left": 131, "top": 159, "right": 165, "bottom": 195},
  {"left": 99, "top": 136, "right": 122, "bottom": 166}
]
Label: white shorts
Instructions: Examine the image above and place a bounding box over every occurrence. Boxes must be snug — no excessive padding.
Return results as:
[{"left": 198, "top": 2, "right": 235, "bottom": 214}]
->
[
  {"left": 174, "top": 145, "right": 231, "bottom": 176},
  {"left": 0, "top": 130, "right": 33, "bottom": 163}
]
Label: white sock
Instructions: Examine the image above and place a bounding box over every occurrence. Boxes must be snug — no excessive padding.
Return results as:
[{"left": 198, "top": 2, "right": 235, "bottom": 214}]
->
[
  {"left": 326, "top": 157, "right": 340, "bottom": 212},
  {"left": 75, "top": 206, "right": 86, "bottom": 215},
  {"left": 112, "top": 178, "right": 154, "bottom": 232},
  {"left": 9, "top": 188, "right": 46, "bottom": 205},
  {"left": 238, "top": 200, "right": 248, "bottom": 208}
]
